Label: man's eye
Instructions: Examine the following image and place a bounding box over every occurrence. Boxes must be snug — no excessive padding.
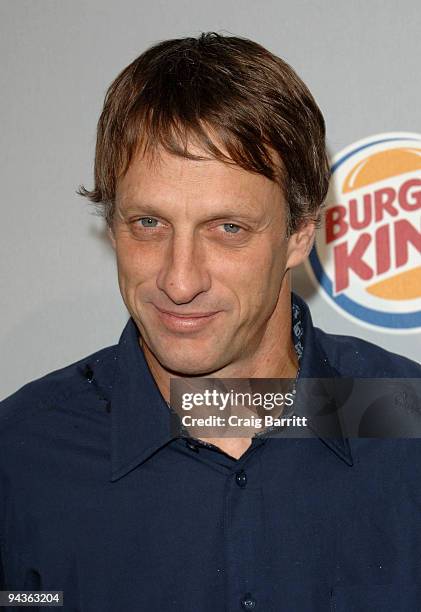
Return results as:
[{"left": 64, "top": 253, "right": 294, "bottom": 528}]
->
[
  {"left": 222, "top": 223, "right": 241, "bottom": 234},
  {"left": 137, "top": 217, "right": 159, "bottom": 228}
]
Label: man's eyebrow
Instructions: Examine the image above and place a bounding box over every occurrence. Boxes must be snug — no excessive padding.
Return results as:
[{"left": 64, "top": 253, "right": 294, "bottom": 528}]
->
[{"left": 118, "top": 201, "right": 162, "bottom": 214}]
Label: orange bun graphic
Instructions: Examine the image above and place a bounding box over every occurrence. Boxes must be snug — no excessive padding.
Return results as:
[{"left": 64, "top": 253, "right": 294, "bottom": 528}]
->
[{"left": 343, "top": 148, "right": 421, "bottom": 193}]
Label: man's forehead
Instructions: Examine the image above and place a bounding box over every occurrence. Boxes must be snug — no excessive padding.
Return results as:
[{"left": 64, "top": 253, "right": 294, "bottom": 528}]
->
[
  {"left": 116, "top": 143, "right": 284, "bottom": 207},
  {"left": 122, "top": 144, "right": 253, "bottom": 182}
]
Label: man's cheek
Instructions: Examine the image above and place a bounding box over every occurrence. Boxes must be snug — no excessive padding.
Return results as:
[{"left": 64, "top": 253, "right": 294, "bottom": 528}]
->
[
  {"left": 252, "top": 277, "right": 280, "bottom": 317},
  {"left": 118, "top": 254, "right": 147, "bottom": 284}
]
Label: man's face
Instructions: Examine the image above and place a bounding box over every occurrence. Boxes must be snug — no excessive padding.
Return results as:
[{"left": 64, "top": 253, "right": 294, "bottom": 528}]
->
[{"left": 111, "top": 144, "right": 310, "bottom": 375}]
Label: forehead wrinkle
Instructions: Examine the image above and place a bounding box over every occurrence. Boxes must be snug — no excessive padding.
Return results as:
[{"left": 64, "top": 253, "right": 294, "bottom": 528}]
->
[{"left": 132, "top": 137, "right": 264, "bottom": 186}]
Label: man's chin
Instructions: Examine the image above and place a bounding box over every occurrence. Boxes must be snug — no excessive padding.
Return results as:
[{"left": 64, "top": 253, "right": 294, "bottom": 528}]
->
[
  {"left": 158, "top": 355, "right": 225, "bottom": 377},
  {"left": 139, "top": 330, "right": 226, "bottom": 371}
]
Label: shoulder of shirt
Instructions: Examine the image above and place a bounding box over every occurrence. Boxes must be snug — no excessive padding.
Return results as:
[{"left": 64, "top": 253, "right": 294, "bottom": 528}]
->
[
  {"left": 0, "top": 343, "right": 119, "bottom": 433},
  {"left": 313, "top": 325, "right": 421, "bottom": 377}
]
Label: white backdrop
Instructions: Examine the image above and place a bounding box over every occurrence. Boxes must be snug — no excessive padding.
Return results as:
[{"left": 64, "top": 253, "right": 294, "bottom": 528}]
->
[{"left": 1, "top": 0, "right": 420, "bottom": 400}]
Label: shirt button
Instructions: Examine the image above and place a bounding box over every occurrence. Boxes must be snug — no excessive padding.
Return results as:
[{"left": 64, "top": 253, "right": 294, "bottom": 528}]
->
[
  {"left": 241, "top": 593, "right": 256, "bottom": 609},
  {"left": 235, "top": 470, "right": 247, "bottom": 488}
]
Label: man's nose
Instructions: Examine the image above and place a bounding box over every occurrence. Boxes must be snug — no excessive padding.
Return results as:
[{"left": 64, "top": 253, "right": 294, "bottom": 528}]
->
[{"left": 156, "top": 232, "right": 211, "bottom": 304}]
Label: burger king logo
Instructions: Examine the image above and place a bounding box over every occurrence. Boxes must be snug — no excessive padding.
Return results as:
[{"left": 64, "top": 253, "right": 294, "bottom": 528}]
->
[{"left": 307, "top": 132, "right": 421, "bottom": 331}]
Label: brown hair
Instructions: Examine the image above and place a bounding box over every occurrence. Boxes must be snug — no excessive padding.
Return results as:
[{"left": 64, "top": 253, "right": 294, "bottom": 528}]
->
[{"left": 78, "top": 32, "right": 330, "bottom": 234}]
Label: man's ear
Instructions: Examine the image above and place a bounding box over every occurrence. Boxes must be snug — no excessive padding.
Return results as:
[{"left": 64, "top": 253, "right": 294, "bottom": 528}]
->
[
  {"left": 285, "top": 220, "right": 317, "bottom": 270},
  {"left": 108, "top": 224, "right": 116, "bottom": 250}
]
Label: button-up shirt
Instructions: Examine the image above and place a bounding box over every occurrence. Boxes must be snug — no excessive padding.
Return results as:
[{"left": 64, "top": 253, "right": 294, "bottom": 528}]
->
[{"left": 1, "top": 293, "right": 421, "bottom": 611}]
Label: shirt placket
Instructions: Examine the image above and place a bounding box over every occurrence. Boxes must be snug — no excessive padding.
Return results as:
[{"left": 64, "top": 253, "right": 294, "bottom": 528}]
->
[{"left": 222, "top": 441, "right": 265, "bottom": 612}]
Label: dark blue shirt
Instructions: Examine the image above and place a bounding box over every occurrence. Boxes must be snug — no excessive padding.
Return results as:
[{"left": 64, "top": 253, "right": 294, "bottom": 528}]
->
[{"left": 1, "top": 294, "right": 421, "bottom": 611}]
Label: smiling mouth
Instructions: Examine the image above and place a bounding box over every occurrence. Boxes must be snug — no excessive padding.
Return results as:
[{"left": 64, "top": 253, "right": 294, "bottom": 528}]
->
[
  {"left": 155, "top": 306, "right": 219, "bottom": 318},
  {"left": 152, "top": 305, "right": 221, "bottom": 331}
]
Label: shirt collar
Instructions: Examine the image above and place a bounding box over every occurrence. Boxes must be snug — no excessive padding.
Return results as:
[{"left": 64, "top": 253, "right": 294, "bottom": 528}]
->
[
  {"left": 292, "top": 293, "right": 353, "bottom": 467},
  {"left": 109, "top": 318, "right": 177, "bottom": 481},
  {"left": 107, "top": 293, "right": 352, "bottom": 482}
]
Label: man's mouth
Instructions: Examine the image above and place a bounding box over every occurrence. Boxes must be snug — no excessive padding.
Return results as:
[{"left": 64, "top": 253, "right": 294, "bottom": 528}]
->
[{"left": 152, "top": 305, "right": 221, "bottom": 332}]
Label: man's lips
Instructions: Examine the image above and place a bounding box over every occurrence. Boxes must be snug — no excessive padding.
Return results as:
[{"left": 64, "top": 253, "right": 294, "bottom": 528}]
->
[
  {"left": 152, "top": 304, "right": 221, "bottom": 331},
  {"left": 154, "top": 305, "right": 219, "bottom": 318}
]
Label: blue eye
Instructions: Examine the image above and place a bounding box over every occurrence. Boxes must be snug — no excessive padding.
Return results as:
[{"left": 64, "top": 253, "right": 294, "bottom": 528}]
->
[
  {"left": 223, "top": 223, "right": 241, "bottom": 233},
  {"left": 139, "top": 217, "right": 158, "bottom": 227}
]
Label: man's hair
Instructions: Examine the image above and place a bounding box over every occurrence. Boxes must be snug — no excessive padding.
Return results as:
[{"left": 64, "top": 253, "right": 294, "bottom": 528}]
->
[{"left": 79, "top": 32, "right": 330, "bottom": 234}]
